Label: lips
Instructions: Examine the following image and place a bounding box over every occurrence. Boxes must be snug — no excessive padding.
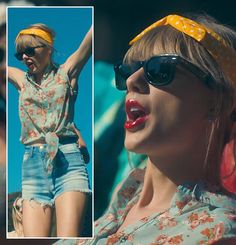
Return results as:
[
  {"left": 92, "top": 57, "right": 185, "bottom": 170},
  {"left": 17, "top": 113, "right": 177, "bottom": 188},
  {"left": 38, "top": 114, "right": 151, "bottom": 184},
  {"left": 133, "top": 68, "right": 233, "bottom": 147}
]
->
[
  {"left": 125, "top": 99, "right": 149, "bottom": 130},
  {"left": 26, "top": 60, "right": 34, "bottom": 70}
]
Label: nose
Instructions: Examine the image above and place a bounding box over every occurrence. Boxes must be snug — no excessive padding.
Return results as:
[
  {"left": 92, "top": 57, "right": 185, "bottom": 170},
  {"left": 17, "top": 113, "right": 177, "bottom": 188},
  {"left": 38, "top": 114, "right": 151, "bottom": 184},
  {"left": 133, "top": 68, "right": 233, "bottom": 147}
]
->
[
  {"left": 126, "top": 68, "right": 149, "bottom": 94},
  {"left": 22, "top": 53, "right": 29, "bottom": 60}
]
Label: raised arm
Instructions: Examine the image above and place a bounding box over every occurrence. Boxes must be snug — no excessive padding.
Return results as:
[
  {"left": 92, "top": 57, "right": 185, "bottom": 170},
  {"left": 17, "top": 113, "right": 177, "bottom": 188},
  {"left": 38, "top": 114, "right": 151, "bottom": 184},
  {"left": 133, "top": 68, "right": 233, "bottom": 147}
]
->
[
  {"left": 8, "top": 66, "right": 24, "bottom": 91},
  {"left": 63, "top": 26, "right": 92, "bottom": 80}
]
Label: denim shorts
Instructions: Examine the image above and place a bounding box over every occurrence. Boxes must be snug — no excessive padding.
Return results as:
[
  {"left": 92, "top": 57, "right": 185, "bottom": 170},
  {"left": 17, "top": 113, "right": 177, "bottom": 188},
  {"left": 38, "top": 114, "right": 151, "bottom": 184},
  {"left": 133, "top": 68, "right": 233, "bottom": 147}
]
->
[{"left": 22, "top": 143, "right": 91, "bottom": 207}]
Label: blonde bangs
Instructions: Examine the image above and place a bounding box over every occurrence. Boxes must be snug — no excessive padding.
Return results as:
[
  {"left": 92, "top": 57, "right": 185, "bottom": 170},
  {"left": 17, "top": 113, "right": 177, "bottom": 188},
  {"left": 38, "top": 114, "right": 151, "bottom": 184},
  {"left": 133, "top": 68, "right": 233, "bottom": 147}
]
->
[
  {"left": 15, "top": 35, "right": 46, "bottom": 53},
  {"left": 124, "top": 26, "right": 185, "bottom": 63},
  {"left": 124, "top": 26, "right": 218, "bottom": 76}
]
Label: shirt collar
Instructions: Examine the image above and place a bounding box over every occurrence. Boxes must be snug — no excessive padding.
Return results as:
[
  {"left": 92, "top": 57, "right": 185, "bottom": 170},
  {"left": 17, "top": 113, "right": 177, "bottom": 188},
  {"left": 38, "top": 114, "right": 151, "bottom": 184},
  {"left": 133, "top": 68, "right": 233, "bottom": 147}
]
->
[
  {"left": 26, "top": 62, "right": 58, "bottom": 85},
  {"left": 172, "top": 181, "right": 236, "bottom": 213}
]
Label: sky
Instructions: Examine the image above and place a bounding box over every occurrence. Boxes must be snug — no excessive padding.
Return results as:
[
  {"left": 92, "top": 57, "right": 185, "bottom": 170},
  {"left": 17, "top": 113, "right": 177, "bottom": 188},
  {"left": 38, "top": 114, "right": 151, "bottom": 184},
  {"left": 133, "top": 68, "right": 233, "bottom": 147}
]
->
[{"left": 7, "top": 7, "right": 93, "bottom": 193}]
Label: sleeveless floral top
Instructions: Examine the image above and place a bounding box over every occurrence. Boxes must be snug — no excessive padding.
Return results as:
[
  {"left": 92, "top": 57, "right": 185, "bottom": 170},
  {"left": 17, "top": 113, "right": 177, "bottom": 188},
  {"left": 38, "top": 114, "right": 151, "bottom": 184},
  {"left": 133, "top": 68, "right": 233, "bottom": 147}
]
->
[
  {"left": 19, "top": 64, "right": 77, "bottom": 174},
  {"left": 57, "top": 168, "right": 236, "bottom": 245}
]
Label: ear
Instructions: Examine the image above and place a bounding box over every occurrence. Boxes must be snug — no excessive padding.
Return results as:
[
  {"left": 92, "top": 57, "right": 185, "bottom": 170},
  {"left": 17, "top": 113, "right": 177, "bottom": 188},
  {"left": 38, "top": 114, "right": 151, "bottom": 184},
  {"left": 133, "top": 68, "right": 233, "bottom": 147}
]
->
[{"left": 47, "top": 47, "right": 52, "bottom": 54}]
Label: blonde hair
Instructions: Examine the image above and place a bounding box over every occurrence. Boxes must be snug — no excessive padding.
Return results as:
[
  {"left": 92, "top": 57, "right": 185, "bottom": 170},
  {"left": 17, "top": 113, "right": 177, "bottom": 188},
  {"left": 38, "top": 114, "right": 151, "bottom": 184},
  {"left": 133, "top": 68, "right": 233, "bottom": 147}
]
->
[
  {"left": 15, "top": 23, "right": 55, "bottom": 53},
  {"left": 124, "top": 14, "right": 236, "bottom": 186}
]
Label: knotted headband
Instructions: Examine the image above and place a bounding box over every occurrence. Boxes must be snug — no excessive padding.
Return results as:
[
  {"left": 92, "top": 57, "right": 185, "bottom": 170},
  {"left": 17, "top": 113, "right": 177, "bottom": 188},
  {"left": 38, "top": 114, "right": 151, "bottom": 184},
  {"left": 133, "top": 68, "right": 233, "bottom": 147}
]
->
[
  {"left": 129, "top": 14, "right": 236, "bottom": 87},
  {"left": 15, "top": 28, "right": 53, "bottom": 45}
]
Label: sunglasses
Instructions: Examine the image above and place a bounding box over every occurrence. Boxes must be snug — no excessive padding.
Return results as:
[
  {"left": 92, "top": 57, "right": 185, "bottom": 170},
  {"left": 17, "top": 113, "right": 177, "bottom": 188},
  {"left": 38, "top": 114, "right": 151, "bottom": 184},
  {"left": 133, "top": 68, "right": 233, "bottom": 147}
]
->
[
  {"left": 114, "top": 54, "right": 214, "bottom": 90},
  {"left": 14, "top": 45, "right": 45, "bottom": 61}
]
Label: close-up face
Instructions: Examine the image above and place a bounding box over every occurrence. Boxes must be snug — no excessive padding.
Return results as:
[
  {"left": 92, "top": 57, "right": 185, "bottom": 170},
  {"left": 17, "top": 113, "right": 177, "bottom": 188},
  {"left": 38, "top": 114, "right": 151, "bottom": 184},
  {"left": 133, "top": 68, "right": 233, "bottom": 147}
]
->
[
  {"left": 15, "top": 35, "right": 52, "bottom": 75},
  {"left": 123, "top": 55, "right": 215, "bottom": 158}
]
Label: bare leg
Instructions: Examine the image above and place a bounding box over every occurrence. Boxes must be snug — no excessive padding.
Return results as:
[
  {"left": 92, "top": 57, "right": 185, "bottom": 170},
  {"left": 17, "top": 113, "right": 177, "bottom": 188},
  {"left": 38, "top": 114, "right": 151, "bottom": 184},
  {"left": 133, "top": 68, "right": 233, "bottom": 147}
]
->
[
  {"left": 22, "top": 200, "right": 52, "bottom": 237},
  {"left": 55, "top": 191, "right": 88, "bottom": 237}
]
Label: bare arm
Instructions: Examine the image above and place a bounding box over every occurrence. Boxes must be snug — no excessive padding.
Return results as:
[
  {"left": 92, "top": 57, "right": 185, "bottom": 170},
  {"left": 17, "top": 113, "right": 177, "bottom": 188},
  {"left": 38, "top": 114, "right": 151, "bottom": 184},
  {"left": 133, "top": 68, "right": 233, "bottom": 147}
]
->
[
  {"left": 63, "top": 26, "right": 92, "bottom": 80},
  {"left": 72, "top": 123, "right": 87, "bottom": 148},
  {"left": 8, "top": 66, "right": 24, "bottom": 90}
]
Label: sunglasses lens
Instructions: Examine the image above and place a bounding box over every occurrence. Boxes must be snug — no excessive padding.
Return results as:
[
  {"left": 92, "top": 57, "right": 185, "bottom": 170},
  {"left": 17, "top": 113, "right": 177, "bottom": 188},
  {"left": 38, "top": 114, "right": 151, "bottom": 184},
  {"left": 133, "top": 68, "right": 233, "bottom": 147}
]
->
[
  {"left": 24, "top": 47, "right": 35, "bottom": 57},
  {"left": 145, "top": 57, "right": 175, "bottom": 86},
  {"left": 14, "top": 47, "right": 37, "bottom": 61},
  {"left": 114, "top": 63, "right": 131, "bottom": 90}
]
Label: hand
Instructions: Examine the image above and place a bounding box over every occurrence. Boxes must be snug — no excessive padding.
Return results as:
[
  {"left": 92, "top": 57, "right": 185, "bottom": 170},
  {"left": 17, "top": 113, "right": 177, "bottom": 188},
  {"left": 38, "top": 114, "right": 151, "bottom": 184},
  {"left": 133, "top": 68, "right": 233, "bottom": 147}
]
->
[{"left": 79, "top": 145, "right": 90, "bottom": 164}]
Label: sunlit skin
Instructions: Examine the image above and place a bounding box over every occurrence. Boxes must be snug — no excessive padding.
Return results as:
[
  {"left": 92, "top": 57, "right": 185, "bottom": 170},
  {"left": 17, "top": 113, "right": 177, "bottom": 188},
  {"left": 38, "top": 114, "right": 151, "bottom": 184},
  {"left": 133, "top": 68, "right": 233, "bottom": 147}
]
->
[{"left": 117, "top": 64, "right": 215, "bottom": 231}]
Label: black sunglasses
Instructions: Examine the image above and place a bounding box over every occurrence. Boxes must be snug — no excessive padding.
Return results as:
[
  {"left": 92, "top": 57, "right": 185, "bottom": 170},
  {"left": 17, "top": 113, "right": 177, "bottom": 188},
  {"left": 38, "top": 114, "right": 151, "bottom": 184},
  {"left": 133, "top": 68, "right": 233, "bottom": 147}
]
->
[
  {"left": 114, "top": 54, "right": 214, "bottom": 90},
  {"left": 14, "top": 45, "right": 45, "bottom": 61}
]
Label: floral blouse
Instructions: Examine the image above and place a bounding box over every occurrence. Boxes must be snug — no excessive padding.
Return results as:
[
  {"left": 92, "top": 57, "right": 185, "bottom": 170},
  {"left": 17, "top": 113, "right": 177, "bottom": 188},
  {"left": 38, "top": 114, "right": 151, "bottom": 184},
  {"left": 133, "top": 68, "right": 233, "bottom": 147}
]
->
[
  {"left": 19, "top": 64, "right": 77, "bottom": 173},
  {"left": 57, "top": 168, "right": 236, "bottom": 245}
]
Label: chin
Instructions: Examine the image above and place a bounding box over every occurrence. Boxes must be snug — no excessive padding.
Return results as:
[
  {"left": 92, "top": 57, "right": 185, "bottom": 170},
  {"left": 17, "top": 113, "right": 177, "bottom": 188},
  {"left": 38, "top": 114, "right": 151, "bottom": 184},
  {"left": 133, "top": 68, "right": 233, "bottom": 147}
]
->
[{"left": 124, "top": 134, "right": 148, "bottom": 154}]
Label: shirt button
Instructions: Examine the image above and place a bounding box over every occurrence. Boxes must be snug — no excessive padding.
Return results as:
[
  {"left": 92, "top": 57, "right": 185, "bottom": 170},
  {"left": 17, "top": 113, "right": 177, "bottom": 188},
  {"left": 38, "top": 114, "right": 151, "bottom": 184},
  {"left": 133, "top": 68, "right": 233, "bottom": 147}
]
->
[{"left": 120, "top": 235, "right": 128, "bottom": 242}]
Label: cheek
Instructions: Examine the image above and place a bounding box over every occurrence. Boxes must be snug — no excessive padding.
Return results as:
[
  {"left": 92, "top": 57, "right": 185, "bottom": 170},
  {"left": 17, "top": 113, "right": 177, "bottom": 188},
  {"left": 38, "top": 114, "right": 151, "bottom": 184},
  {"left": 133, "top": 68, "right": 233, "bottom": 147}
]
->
[
  {"left": 149, "top": 89, "right": 210, "bottom": 145},
  {"left": 36, "top": 49, "right": 51, "bottom": 63}
]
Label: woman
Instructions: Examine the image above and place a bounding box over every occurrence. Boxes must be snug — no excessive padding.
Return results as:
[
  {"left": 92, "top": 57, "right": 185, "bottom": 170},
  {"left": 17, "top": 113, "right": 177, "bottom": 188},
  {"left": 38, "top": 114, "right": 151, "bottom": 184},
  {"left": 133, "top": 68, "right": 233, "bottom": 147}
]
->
[
  {"left": 59, "top": 13, "right": 236, "bottom": 244},
  {"left": 8, "top": 23, "right": 92, "bottom": 237}
]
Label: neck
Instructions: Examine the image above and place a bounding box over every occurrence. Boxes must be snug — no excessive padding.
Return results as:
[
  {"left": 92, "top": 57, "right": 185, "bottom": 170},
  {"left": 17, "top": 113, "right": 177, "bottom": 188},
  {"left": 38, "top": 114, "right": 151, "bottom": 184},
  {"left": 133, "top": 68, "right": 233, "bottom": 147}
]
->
[
  {"left": 34, "top": 61, "right": 52, "bottom": 84},
  {"left": 137, "top": 142, "right": 206, "bottom": 209}
]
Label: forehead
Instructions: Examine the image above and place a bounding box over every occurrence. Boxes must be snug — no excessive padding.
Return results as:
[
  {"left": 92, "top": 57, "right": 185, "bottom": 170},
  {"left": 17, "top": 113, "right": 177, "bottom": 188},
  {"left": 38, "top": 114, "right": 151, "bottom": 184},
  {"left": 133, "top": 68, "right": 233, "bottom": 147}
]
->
[{"left": 15, "top": 35, "right": 41, "bottom": 52}]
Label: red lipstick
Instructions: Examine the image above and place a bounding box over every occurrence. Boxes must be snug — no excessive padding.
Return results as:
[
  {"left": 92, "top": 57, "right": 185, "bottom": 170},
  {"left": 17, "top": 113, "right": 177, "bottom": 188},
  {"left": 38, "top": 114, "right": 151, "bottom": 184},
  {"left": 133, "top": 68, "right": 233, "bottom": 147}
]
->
[{"left": 125, "top": 99, "right": 148, "bottom": 130}]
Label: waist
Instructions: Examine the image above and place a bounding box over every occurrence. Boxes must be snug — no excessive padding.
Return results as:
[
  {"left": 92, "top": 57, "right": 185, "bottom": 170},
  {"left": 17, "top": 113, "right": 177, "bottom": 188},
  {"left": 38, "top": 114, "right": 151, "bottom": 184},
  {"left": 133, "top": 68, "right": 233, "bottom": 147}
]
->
[{"left": 25, "top": 136, "right": 78, "bottom": 147}]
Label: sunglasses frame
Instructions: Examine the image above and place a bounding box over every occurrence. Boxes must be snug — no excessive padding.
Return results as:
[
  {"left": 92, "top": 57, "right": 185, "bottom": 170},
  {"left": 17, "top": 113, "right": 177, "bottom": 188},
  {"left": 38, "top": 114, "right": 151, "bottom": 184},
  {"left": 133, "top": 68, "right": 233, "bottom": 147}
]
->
[
  {"left": 14, "top": 45, "right": 45, "bottom": 61},
  {"left": 114, "top": 54, "right": 215, "bottom": 90}
]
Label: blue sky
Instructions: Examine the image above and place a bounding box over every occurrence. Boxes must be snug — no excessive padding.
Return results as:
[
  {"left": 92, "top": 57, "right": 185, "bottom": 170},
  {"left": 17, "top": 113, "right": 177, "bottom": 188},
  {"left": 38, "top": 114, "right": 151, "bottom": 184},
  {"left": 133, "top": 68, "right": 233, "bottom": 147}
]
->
[{"left": 8, "top": 7, "right": 93, "bottom": 193}]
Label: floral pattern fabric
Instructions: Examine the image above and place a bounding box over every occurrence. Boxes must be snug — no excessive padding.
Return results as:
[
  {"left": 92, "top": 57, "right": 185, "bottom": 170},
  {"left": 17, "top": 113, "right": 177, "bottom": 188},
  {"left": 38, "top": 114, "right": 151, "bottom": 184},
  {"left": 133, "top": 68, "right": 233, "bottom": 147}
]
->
[
  {"left": 57, "top": 168, "right": 236, "bottom": 245},
  {"left": 19, "top": 64, "right": 77, "bottom": 174}
]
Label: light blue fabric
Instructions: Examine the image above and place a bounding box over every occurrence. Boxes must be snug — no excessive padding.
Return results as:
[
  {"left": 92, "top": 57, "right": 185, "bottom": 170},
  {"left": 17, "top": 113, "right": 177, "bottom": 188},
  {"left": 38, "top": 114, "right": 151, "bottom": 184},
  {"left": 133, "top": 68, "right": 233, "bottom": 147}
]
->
[
  {"left": 57, "top": 168, "right": 236, "bottom": 245},
  {"left": 19, "top": 64, "right": 77, "bottom": 174},
  {"left": 22, "top": 143, "right": 91, "bottom": 206}
]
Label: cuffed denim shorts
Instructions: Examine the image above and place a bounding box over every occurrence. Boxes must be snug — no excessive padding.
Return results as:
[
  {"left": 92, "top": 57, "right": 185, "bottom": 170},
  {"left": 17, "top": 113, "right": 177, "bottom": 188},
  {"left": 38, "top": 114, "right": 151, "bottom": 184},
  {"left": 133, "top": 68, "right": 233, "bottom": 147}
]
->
[{"left": 22, "top": 143, "right": 91, "bottom": 207}]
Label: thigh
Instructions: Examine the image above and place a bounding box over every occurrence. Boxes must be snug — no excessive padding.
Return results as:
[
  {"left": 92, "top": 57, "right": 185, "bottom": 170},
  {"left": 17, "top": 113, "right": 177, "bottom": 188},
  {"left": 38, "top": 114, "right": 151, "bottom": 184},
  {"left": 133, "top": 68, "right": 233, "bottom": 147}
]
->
[
  {"left": 22, "top": 147, "right": 54, "bottom": 206},
  {"left": 55, "top": 191, "right": 88, "bottom": 237},
  {"left": 53, "top": 143, "right": 91, "bottom": 199},
  {"left": 22, "top": 200, "right": 53, "bottom": 237}
]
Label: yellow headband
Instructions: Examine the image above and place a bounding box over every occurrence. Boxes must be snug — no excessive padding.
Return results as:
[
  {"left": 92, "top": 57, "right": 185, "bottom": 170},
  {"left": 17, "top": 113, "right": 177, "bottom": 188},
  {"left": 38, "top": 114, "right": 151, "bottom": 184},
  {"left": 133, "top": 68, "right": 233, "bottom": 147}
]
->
[
  {"left": 129, "top": 14, "right": 236, "bottom": 87},
  {"left": 15, "top": 28, "right": 53, "bottom": 45}
]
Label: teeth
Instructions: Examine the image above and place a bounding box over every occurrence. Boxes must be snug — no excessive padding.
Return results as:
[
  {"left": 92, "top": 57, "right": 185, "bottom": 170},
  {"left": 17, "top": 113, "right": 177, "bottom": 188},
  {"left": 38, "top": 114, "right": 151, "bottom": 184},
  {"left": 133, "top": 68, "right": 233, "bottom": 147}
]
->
[
  {"left": 130, "top": 107, "right": 140, "bottom": 112},
  {"left": 129, "top": 107, "right": 145, "bottom": 120}
]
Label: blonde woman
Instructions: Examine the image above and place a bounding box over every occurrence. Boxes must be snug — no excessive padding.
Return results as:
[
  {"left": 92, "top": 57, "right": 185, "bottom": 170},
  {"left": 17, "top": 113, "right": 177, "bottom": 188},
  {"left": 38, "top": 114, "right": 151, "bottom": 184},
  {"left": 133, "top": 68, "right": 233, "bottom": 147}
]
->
[
  {"left": 8, "top": 23, "right": 92, "bottom": 237},
  {"left": 61, "top": 13, "right": 236, "bottom": 245}
]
